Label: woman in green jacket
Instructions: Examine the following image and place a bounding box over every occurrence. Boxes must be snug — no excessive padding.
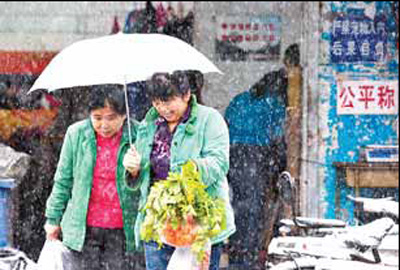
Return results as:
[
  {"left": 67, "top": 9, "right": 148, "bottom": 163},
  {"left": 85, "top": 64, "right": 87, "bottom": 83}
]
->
[
  {"left": 44, "top": 85, "right": 139, "bottom": 270},
  {"left": 123, "top": 71, "right": 236, "bottom": 270}
]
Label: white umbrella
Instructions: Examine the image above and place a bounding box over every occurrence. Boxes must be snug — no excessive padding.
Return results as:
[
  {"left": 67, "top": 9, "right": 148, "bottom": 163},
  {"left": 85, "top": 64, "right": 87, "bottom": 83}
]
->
[
  {"left": 28, "top": 32, "right": 222, "bottom": 143},
  {"left": 28, "top": 33, "right": 221, "bottom": 91}
]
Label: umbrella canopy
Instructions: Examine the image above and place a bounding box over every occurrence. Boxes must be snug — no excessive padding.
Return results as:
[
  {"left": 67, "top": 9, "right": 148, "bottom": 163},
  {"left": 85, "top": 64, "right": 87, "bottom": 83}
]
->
[
  {"left": 28, "top": 33, "right": 222, "bottom": 93},
  {"left": 27, "top": 33, "right": 222, "bottom": 144}
]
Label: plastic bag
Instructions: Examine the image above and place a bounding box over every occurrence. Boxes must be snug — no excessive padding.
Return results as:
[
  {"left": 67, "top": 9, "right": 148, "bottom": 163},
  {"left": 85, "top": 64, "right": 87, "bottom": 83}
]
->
[
  {"left": 162, "top": 217, "right": 198, "bottom": 247},
  {"left": 36, "top": 240, "right": 77, "bottom": 270},
  {"left": 162, "top": 216, "right": 211, "bottom": 270},
  {"left": 166, "top": 242, "right": 211, "bottom": 270}
]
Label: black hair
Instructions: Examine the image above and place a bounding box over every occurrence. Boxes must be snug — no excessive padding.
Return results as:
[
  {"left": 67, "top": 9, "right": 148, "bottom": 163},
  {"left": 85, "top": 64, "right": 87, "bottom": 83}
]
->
[
  {"left": 88, "top": 84, "right": 126, "bottom": 115},
  {"left": 4, "top": 80, "right": 11, "bottom": 88},
  {"left": 147, "top": 71, "right": 190, "bottom": 102},
  {"left": 186, "top": 70, "right": 204, "bottom": 91},
  {"left": 186, "top": 70, "right": 204, "bottom": 104},
  {"left": 284, "top": 44, "right": 300, "bottom": 66}
]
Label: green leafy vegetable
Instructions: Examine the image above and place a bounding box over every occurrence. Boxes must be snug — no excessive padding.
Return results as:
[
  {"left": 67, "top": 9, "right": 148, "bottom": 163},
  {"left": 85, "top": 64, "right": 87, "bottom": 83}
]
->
[{"left": 140, "top": 161, "right": 226, "bottom": 262}]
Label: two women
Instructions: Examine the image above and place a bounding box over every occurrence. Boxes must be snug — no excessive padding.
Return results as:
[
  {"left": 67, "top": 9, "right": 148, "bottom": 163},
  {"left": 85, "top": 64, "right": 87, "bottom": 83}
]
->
[{"left": 45, "top": 71, "right": 235, "bottom": 270}]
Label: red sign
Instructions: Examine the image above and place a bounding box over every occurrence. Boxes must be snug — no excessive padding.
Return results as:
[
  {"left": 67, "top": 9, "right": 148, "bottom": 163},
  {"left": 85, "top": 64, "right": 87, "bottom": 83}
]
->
[{"left": 337, "top": 80, "right": 398, "bottom": 115}]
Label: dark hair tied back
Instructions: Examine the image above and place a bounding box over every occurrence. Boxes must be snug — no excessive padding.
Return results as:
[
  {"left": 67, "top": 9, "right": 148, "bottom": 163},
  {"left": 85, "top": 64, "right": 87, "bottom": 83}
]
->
[{"left": 147, "top": 71, "right": 190, "bottom": 102}]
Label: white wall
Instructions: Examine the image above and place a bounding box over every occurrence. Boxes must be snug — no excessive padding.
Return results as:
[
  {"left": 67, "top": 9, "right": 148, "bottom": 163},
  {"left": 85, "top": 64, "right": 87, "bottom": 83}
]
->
[
  {"left": 0, "top": 2, "right": 194, "bottom": 51},
  {"left": 298, "top": 2, "right": 323, "bottom": 218},
  {"left": 0, "top": 2, "right": 125, "bottom": 50}
]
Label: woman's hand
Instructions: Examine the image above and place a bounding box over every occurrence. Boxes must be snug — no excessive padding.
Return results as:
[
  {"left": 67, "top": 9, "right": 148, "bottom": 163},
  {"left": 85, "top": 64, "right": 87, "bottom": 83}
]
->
[
  {"left": 123, "top": 145, "right": 141, "bottom": 177},
  {"left": 44, "top": 223, "right": 61, "bottom": 240}
]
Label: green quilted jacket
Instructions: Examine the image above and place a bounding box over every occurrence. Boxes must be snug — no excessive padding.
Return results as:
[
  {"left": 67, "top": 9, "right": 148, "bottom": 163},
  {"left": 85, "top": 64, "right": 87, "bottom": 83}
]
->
[
  {"left": 45, "top": 118, "right": 140, "bottom": 252},
  {"left": 131, "top": 96, "right": 236, "bottom": 247}
]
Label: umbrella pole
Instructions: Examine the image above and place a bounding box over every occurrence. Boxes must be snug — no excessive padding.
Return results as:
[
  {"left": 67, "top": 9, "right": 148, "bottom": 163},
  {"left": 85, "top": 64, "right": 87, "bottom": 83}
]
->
[{"left": 123, "top": 80, "right": 133, "bottom": 145}]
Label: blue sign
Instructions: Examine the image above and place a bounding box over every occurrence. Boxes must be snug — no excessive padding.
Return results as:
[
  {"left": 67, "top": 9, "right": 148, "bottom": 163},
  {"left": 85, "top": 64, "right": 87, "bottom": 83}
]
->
[{"left": 330, "top": 15, "right": 388, "bottom": 63}]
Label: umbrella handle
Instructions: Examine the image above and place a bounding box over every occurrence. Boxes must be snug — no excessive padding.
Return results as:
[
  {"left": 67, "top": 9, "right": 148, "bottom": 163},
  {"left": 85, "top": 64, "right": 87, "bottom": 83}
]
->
[{"left": 123, "top": 79, "right": 133, "bottom": 145}]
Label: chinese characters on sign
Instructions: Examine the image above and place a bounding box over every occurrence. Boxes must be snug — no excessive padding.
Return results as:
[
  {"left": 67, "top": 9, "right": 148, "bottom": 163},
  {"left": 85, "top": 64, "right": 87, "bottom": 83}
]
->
[
  {"left": 216, "top": 15, "right": 281, "bottom": 61},
  {"left": 337, "top": 80, "right": 398, "bottom": 115},
  {"left": 331, "top": 15, "right": 388, "bottom": 63}
]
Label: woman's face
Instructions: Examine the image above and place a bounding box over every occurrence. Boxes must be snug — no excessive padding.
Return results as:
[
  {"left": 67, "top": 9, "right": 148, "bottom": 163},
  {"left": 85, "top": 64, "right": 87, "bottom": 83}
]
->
[
  {"left": 152, "top": 92, "right": 191, "bottom": 125},
  {"left": 90, "top": 104, "right": 126, "bottom": 138}
]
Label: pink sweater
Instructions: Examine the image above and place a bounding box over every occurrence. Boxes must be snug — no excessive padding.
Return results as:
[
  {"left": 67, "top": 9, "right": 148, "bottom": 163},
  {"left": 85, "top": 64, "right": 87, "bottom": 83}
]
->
[{"left": 87, "top": 129, "right": 123, "bottom": 228}]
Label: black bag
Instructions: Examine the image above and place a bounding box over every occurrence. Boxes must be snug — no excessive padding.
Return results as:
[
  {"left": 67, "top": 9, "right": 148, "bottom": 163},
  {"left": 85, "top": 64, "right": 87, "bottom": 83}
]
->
[{"left": 0, "top": 248, "right": 36, "bottom": 270}]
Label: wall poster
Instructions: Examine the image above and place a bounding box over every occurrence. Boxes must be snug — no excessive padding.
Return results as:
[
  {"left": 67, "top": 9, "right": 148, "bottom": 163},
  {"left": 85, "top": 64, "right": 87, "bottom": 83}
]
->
[{"left": 215, "top": 15, "right": 281, "bottom": 61}]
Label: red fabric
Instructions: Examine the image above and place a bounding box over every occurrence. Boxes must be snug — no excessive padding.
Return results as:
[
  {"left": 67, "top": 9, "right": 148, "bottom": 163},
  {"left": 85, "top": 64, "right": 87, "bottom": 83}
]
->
[
  {"left": 156, "top": 3, "right": 167, "bottom": 28},
  {"left": 111, "top": 16, "right": 120, "bottom": 34},
  {"left": 87, "top": 128, "right": 124, "bottom": 228},
  {"left": 0, "top": 51, "right": 57, "bottom": 74}
]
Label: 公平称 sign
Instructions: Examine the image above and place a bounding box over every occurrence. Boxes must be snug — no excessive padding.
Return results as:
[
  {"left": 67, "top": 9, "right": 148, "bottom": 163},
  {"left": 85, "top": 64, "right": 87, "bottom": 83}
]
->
[{"left": 337, "top": 80, "right": 398, "bottom": 115}]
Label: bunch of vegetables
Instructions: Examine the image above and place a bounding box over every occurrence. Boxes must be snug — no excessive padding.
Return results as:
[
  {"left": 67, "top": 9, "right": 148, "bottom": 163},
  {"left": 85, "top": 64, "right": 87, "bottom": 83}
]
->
[{"left": 140, "top": 161, "right": 226, "bottom": 262}]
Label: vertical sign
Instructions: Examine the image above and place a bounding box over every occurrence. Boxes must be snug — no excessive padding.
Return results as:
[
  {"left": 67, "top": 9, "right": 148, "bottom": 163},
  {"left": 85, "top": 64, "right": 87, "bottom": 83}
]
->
[
  {"left": 337, "top": 80, "right": 398, "bottom": 115},
  {"left": 330, "top": 15, "right": 388, "bottom": 63},
  {"left": 216, "top": 15, "right": 281, "bottom": 61}
]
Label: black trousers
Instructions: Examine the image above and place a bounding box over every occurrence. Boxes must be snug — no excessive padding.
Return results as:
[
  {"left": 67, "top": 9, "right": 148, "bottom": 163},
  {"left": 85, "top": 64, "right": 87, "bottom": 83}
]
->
[
  {"left": 228, "top": 143, "right": 286, "bottom": 268},
  {"left": 71, "top": 227, "right": 127, "bottom": 270}
]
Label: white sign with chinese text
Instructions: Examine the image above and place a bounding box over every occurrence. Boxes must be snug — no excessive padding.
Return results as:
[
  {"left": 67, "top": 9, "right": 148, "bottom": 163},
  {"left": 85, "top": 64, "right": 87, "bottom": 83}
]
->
[
  {"left": 215, "top": 15, "right": 281, "bottom": 61},
  {"left": 337, "top": 80, "right": 398, "bottom": 115}
]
